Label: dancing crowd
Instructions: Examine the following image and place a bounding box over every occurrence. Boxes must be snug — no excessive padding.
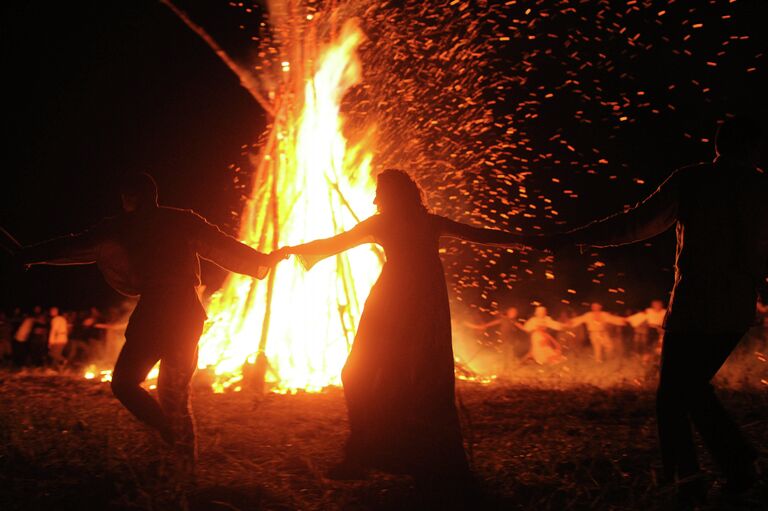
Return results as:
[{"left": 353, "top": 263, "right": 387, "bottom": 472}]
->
[
  {"left": 2, "top": 118, "right": 765, "bottom": 506},
  {"left": 0, "top": 305, "right": 126, "bottom": 370},
  {"left": 464, "top": 298, "right": 768, "bottom": 374}
]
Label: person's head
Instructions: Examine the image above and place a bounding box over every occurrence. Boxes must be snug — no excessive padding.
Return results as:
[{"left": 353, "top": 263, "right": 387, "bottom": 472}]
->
[
  {"left": 120, "top": 172, "right": 158, "bottom": 212},
  {"left": 374, "top": 169, "right": 428, "bottom": 216},
  {"left": 590, "top": 302, "right": 603, "bottom": 312},
  {"left": 650, "top": 299, "right": 664, "bottom": 311},
  {"left": 715, "top": 117, "right": 763, "bottom": 165},
  {"left": 503, "top": 306, "right": 518, "bottom": 319},
  {"left": 534, "top": 306, "right": 547, "bottom": 318},
  {"left": 49, "top": 306, "right": 59, "bottom": 317}
]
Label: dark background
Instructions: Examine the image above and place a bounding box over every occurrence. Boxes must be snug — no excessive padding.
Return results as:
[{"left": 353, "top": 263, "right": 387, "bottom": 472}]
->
[
  {"left": 1, "top": 1, "right": 265, "bottom": 309},
  {"left": 1, "top": 0, "right": 766, "bottom": 314}
]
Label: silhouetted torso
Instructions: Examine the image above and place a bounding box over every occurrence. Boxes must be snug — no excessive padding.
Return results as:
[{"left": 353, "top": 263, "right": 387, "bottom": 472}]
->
[{"left": 669, "top": 158, "right": 767, "bottom": 332}]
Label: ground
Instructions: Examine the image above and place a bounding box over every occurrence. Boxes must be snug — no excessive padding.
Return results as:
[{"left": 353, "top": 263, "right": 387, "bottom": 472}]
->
[{"left": 0, "top": 361, "right": 766, "bottom": 511}]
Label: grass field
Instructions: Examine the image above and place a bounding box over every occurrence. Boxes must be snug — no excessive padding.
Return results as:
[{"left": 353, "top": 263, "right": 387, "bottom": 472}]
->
[{"left": 0, "top": 357, "right": 766, "bottom": 511}]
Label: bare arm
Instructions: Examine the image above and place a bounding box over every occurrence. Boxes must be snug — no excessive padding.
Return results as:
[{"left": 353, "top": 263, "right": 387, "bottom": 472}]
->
[
  {"left": 436, "top": 216, "right": 535, "bottom": 247},
  {"left": 284, "top": 217, "right": 377, "bottom": 257},
  {"left": 565, "top": 169, "right": 682, "bottom": 248}
]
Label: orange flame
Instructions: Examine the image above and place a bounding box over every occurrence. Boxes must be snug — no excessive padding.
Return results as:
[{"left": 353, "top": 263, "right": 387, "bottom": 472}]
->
[{"left": 198, "top": 20, "right": 381, "bottom": 393}]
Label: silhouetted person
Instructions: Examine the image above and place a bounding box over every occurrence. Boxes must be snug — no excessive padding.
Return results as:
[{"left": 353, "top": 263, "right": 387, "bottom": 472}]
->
[
  {"left": 27, "top": 305, "right": 49, "bottom": 366},
  {"left": 556, "top": 118, "right": 768, "bottom": 503},
  {"left": 569, "top": 302, "right": 626, "bottom": 363},
  {"left": 48, "top": 306, "right": 68, "bottom": 368},
  {"left": 283, "top": 169, "right": 532, "bottom": 484},
  {"left": 522, "top": 305, "right": 566, "bottom": 365},
  {"left": 20, "top": 172, "right": 280, "bottom": 474},
  {"left": 11, "top": 308, "right": 32, "bottom": 367},
  {"left": 466, "top": 306, "right": 529, "bottom": 375},
  {"left": 627, "top": 299, "right": 666, "bottom": 357}
]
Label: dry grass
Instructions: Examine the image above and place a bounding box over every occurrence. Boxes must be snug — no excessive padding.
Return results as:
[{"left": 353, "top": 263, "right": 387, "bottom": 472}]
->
[{"left": 0, "top": 364, "right": 766, "bottom": 511}]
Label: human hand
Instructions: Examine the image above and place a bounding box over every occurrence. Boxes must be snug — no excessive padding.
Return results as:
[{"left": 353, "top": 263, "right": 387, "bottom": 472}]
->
[{"left": 266, "top": 247, "right": 291, "bottom": 266}]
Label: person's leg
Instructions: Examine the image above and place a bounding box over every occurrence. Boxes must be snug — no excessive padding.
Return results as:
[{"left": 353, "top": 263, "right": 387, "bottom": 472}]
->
[
  {"left": 657, "top": 332, "right": 699, "bottom": 481},
  {"left": 11, "top": 340, "right": 25, "bottom": 367},
  {"left": 111, "top": 335, "right": 172, "bottom": 442},
  {"left": 49, "top": 343, "right": 65, "bottom": 369},
  {"left": 658, "top": 331, "right": 757, "bottom": 488},
  {"left": 157, "top": 337, "right": 200, "bottom": 462},
  {"left": 602, "top": 334, "right": 614, "bottom": 360},
  {"left": 591, "top": 335, "right": 602, "bottom": 362},
  {"left": 684, "top": 332, "right": 757, "bottom": 484}
]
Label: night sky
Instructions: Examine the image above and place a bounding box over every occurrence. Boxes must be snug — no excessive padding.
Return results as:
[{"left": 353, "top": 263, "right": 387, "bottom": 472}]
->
[
  {"left": 2, "top": 1, "right": 265, "bottom": 309},
  {"left": 2, "top": 0, "right": 766, "bottom": 314}
]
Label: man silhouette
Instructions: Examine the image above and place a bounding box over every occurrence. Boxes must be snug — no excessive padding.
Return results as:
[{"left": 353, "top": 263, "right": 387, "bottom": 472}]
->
[
  {"left": 556, "top": 118, "right": 767, "bottom": 503},
  {"left": 20, "top": 172, "right": 280, "bottom": 471}
]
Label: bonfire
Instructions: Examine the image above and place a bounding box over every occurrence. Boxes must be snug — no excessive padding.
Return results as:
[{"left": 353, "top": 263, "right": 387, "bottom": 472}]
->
[{"left": 164, "top": 2, "right": 382, "bottom": 393}]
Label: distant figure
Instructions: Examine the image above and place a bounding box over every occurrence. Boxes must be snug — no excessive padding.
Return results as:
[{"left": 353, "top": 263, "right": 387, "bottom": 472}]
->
[
  {"left": 283, "top": 169, "right": 532, "bottom": 483},
  {"left": 569, "top": 302, "right": 626, "bottom": 363},
  {"left": 19, "top": 172, "right": 282, "bottom": 474},
  {"left": 522, "top": 306, "right": 566, "bottom": 365},
  {"left": 465, "top": 306, "right": 528, "bottom": 375},
  {"left": 556, "top": 118, "right": 768, "bottom": 503},
  {"left": 627, "top": 299, "right": 666, "bottom": 356},
  {"left": 27, "top": 306, "right": 49, "bottom": 366},
  {"left": 48, "top": 306, "right": 69, "bottom": 368},
  {"left": 66, "top": 310, "right": 94, "bottom": 367},
  {"left": 11, "top": 309, "right": 32, "bottom": 367},
  {"left": 0, "top": 311, "right": 12, "bottom": 362}
]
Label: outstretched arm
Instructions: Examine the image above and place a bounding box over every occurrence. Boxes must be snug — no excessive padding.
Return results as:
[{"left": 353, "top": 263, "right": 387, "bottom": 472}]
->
[
  {"left": 564, "top": 169, "right": 682, "bottom": 248},
  {"left": 283, "top": 217, "right": 377, "bottom": 257},
  {"left": 603, "top": 313, "right": 628, "bottom": 326},
  {"left": 464, "top": 318, "right": 502, "bottom": 330},
  {"left": 436, "top": 216, "right": 535, "bottom": 247},
  {"left": 22, "top": 228, "right": 103, "bottom": 266},
  {"left": 191, "top": 213, "right": 276, "bottom": 279},
  {"left": 545, "top": 317, "right": 566, "bottom": 331},
  {"left": 568, "top": 313, "right": 588, "bottom": 328}
]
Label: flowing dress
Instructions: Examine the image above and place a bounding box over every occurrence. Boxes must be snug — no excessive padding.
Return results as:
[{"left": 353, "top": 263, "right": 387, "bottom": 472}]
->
[
  {"left": 523, "top": 315, "right": 566, "bottom": 365},
  {"left": 317, "top": 212, "right": 469, "bottom": 477}
]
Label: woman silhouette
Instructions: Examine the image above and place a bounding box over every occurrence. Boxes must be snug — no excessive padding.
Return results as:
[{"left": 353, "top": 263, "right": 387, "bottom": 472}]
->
[{"left": 284, "top": 169, "right": 531, "bottom": 481}]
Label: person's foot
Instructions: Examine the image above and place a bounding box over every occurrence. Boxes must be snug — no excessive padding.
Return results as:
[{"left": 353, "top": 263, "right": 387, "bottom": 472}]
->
[{"left": 326, "top": 460, "right": 368, "bottom": 480}]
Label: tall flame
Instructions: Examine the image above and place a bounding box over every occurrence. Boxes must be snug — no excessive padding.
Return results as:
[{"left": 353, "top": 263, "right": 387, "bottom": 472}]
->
[{"left": 198, "top": 20, "right": 381, "bottom": 393}]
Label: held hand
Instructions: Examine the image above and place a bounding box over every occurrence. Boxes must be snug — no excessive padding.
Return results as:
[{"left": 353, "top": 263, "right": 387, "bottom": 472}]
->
[{"left": 266, "top": 247, "right": 291, "bottom": 266}]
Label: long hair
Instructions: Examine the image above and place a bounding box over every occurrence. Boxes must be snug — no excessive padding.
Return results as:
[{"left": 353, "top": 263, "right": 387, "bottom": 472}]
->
[{"left": 376, "top": 168, "right": 429, "bottom": 215}]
